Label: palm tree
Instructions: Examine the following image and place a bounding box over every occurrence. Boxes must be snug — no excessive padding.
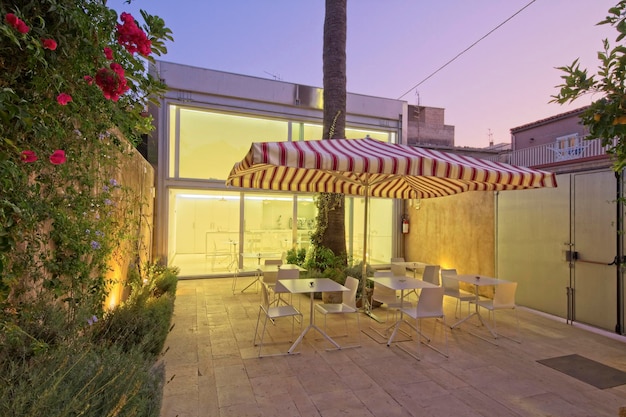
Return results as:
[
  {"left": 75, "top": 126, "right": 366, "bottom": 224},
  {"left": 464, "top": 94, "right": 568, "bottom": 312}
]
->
[{"left": 313, "top": 0, "right": 348, "bottom": 262}]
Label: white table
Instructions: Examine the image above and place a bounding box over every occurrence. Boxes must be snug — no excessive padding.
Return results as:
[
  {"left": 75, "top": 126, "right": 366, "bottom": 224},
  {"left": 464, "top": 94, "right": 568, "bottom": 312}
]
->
[
  {"left": 448, "top": 274, "right": 510, "bottom": 337},
  {"left": 275, "top": 278, "right": 348, "bottom": 353},
  {"left": 232, "top": 263, "right": 306, "bottom": 294},
  {"left": 369, "top": 276, "right": 438, "bottom": 346}
]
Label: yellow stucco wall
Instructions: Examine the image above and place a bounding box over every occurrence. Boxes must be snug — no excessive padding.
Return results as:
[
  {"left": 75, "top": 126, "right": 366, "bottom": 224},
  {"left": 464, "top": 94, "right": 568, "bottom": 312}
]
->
[{"left": 404, "top": 191, "right": 495, "bottom": 280}]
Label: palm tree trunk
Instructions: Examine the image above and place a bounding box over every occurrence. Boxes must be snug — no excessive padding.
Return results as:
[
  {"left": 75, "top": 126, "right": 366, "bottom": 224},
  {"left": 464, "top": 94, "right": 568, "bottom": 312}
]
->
[{"left": 319, "top": 0, "right": 347, "bottom": 260}]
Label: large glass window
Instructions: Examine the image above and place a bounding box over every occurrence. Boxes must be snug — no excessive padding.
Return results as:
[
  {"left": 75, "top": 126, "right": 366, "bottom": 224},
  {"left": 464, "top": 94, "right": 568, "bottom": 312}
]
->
[
  {"left": 173, "top": 106, "right": 289, "bottom": 180},
  {"left": 166, "top": 106, "right": 398, "bottom": 276},
  {"left": 347, "top": 197, "right": 393, "bottom": 266},
  {"left": 168, "top": 189, "right": 240, "bottom": 276}
]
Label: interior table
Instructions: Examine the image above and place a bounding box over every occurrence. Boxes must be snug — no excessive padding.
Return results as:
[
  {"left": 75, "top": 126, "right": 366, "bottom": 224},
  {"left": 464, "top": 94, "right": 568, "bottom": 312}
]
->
[
  {"left": 448, "top": 274, "right": 510, "bottom": 338},
  {"left": 275, "top": 278, "right": 348, "bottom": 353},
  {"left": 369, "top": 276, "right": 438, "bottom": 346}
]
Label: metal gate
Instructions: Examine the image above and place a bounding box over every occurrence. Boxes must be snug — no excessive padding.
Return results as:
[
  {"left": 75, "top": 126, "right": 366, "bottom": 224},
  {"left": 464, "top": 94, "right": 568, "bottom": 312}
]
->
[
  {"left": 497, "top": 169, "right": 625, "bottom": 334},
  {"left": 568, "top": 170, "right": 621, "bottom": 331}
]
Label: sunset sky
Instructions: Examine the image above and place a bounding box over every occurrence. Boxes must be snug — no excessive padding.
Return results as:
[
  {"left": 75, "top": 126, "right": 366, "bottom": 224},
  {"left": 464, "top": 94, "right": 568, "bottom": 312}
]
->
[{"left": 109, "top": 0, "right": 619, "bottom": 147}]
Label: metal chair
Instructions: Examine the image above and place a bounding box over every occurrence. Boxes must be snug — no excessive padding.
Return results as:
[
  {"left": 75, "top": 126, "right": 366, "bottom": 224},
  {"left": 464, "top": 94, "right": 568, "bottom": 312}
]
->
[
  {"left": 441, "top": 268, "right": 474, "bottom": 318},
  {"left": 399, "top": 286, "right": 448, "bottom": 360},
  {"left": 314, "top": 276, "right": 361, "bottom": 348},
  {"left": 473, "top": 282, "right": 520, "bottom": 342},
  {"left": 253, "top": 284, "right": 302, "bottom": 357}
]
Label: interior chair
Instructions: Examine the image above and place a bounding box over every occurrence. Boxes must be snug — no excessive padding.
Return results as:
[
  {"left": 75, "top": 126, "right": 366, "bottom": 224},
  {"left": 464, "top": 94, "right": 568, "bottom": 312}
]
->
[
  {"left": 398, "top": 286, "right": 448, "bottom": 360},
  {"left": 440, "top": 268, "right": 474, "bottom": 318},
  {"left": 314, "top": 276, "right": 361, "bottom": 348},
  {"left": 253, "top": 283, "right": 302, "bottom": 357},
  {"left": 422, "top": 265, "right": 441, "bottom": 286},
  {"left": 473, "top": 282, "right": 520, "bottom": 342}
]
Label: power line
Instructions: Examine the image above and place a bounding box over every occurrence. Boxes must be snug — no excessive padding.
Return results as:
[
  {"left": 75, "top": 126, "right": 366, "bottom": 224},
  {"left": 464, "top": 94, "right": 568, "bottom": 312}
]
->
[{"left": 397, "top": 0, "right": 537, "bottom": 100}]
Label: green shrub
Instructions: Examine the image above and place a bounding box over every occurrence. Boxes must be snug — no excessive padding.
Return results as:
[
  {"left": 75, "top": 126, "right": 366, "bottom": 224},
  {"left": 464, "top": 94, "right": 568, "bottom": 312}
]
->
[
  {"left": 93, "top": 293, "right": 174, "bottom": 359},
  {"left": 0, "top": 343, "right": 163, "bottom": 417}
]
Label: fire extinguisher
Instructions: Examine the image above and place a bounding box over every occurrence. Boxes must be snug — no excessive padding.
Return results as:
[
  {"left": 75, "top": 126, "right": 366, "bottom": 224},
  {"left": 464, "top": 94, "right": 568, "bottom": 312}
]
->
[{"left": 402, "top": 216, "right": 409, "bottom": 234}]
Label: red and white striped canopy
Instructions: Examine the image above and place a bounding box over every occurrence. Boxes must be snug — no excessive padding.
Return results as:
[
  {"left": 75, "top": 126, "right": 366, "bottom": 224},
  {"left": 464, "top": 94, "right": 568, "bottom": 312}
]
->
[{"left": 226, "top": 138, "right": 557, "bottom": 199}]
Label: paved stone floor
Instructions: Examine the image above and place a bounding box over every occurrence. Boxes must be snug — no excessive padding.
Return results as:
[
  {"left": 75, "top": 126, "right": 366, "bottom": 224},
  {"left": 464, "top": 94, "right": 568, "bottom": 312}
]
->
[{"left": 159, "top": 277, "right": 626, "bottom": 417}]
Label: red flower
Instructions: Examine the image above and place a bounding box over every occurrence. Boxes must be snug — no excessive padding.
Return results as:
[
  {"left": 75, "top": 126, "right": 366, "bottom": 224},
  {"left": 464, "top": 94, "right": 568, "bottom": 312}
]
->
[
  {"left": 116, "top": 12, "right": 151, "bottom": 57},
  {"left": 5, "top": 13, "right": 29, "bottom": 33},
  {"left": 21, "top": 150, "right": 37, "bottom": 163},
  {"left": 95, "top": 62, "right": 129, "bottom": 101},
  {"left": 84, "top": 75, "right": 94, "bottom": 85},
  {"left": 104, "top": 47, "right": 114, "bottom": 60},
  {"left": 49, "top": 150, "right": 66, "bottom": 165},
  {"left": 5, "top": 13, "right": 18, "bottom": 26},
  {"left": 42, "top": 38, "right": 57, "bottom": 50},
  {"left": 56, "top": 93, "right": 72, "bottom": 105}
]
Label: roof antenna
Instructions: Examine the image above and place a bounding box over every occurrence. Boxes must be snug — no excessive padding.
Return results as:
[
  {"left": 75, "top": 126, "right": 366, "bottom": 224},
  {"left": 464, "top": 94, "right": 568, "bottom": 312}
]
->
[
  {"left": 488, "top": 128, "right": 494, "bottom": 147},
  {"left": 263, "top": 71, "right": 282, "bottom": 81}
]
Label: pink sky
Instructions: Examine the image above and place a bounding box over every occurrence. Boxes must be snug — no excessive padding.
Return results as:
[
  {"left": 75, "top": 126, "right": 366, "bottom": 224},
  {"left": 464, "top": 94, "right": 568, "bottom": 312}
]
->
[{"left": 110, "top": 0, "right": 618, "bottom": 147}]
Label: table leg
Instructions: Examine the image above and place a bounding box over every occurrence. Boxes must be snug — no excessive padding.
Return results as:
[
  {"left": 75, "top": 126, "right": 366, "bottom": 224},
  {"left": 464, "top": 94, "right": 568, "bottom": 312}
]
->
[
  {"left": 448, "top": 286, "right": 497, "bottom": 339},
  {"left": 288, "top": 292, "right": 342, "bottom": 353},
  {"left": 239, "top": 269, "right": 260, "bottom": 293}
]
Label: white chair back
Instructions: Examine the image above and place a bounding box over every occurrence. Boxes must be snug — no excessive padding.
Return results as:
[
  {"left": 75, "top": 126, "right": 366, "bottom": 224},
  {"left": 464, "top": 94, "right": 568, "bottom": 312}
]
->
[
  {"left": 265, "top": 259, "right": 282, "bottom": 266},
  {"left": 493, "top": 282, "right": 517, "bottom": 309},
  {"left": 260, "top": 282, "right": 271, "bottom": 309},
  {"left": 343, "top": 276, "right": 359, "bottom": 309},
  {"left": 263, "top": 270, "right": 278, "bottom": 286},
  {"left": 422, "top": 265, "right": 441, "bottom": 286},
  {"left": 390, "top": 257, "right": 405, "bottom": 263},
  {"left": 441, "top": 269, "right": 458, "bottom": 292},
  {"left": 415, "top": 286, "right": 444, "bottom": 318}
]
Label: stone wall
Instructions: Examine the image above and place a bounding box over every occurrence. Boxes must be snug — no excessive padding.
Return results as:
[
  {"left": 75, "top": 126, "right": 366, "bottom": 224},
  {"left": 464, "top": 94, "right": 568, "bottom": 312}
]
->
[
  {"left": 104, "top": 145, "right": 155, "bottom": 309},
  {"left": 404, "top": 191, "right": 495, "bottom": 295}
]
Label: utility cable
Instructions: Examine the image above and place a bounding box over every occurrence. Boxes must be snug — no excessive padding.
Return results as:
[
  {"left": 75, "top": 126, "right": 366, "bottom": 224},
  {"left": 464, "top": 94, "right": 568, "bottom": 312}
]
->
[{"left": 397, "top": 0, "right": 537, "bottom": 100}]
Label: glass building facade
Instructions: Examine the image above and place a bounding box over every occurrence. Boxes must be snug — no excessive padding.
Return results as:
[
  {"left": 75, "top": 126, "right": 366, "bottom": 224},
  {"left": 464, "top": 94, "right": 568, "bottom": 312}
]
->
[{"left": 150, "top": 62, "right": 407, "bottom": 277}]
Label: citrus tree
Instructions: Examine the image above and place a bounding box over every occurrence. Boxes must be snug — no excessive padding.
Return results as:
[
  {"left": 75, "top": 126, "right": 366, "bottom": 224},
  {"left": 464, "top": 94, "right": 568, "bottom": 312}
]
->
[{"left": 552, "top": 1, "right": 626, "bottom": 170}]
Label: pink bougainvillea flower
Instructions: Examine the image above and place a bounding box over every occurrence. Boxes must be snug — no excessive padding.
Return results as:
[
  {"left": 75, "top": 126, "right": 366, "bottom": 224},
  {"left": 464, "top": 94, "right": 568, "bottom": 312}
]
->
[
  {"left": 42, "top": 38, "right": 57, "bottom": 50},
  {"left": 95, "top": 62, "right": 129, "bottom": 101},
  {"left": 16, "top": 20, "right": 29, "bottom": 33},
  {"left": 5, "top": 13, "right": 18, "bottom": 26},
  {"left": 21, "top": 150, "right": 37, "bottom": 163},
  {"left": 103, "top": 47, "right": 114, "bottom": 60},
  {"left": 116, "top": 12, "right": 151, "bottom": 57},
  {"left": 5, "top": 13, "right": 29, "bottom": 33},
  {"left": 49, "top": 150, "right": 66, "bottom": 165},
  {"left": 83, "top": 75, "right": 94, "bottom": 85},
  {"left": 56, "top": 93, "right": 72, "bottom": 105}
]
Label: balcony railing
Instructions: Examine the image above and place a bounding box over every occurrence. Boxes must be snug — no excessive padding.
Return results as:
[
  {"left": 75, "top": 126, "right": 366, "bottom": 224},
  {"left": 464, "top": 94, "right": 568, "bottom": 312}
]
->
[{"left": 483, "top": 137, "right": 616, "bottom": 167}]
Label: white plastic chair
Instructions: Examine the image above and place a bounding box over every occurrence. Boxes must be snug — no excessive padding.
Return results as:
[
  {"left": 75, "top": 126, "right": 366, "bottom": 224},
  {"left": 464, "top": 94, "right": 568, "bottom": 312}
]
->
[
  {"left": 253, "top": 283, "right": 302, "bottom": 357},
  {"left": 276, "top": 267, "right": 300, "bottom": 307},
  {"left": 261, "top": 259, "right": 282, "bottom": 304},
  {"left": 422, "top": 265, "right": 441, "bottom": 286},
  {"left": 474, "top": 282, "right": 520, "bottom": 342},
  {"left": 314, "top": 276, "right": 361, "bottom": 348},
  {"left": 371, "top": 271, "right": 404, "bottom": 322},
  {"left": 399, "top": 286, "right": 448, "bottom": 360},
  {"left": 441, "top": 268, "right": 474, "bottom": 318}
]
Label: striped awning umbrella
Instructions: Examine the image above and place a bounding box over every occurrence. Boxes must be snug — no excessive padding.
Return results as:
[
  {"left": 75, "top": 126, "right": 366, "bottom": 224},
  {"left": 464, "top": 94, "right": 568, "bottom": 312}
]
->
[
  {"left": 227, "top": 138, "right": 557, "bottom": 197},
  {"left": 227, "top": 138, "right": 557, "bottom": 302}
]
